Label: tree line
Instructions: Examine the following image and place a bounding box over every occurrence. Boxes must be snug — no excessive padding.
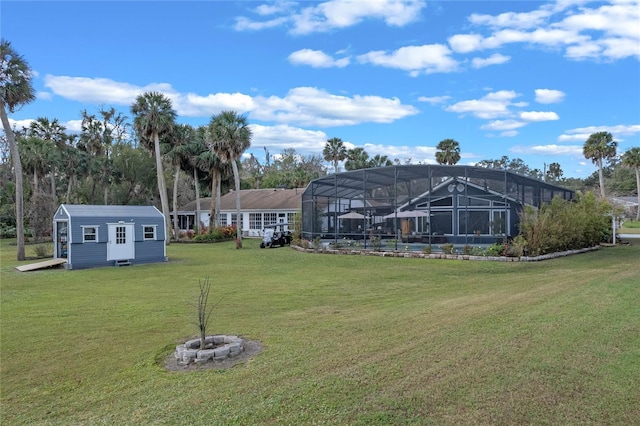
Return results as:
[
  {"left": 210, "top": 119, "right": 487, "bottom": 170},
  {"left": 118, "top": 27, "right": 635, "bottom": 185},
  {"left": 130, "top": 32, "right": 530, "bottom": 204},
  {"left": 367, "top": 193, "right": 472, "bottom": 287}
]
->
[{"left": 2, "top": 39, "right": 639, "bottom": 260}]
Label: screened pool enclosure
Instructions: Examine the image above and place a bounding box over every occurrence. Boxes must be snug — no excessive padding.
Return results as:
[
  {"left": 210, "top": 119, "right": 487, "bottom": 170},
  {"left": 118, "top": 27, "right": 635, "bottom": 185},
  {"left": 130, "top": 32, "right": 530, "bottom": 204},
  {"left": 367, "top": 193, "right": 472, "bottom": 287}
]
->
[{"left": 301, "top": 165, "right": 574, "bottom": 246}]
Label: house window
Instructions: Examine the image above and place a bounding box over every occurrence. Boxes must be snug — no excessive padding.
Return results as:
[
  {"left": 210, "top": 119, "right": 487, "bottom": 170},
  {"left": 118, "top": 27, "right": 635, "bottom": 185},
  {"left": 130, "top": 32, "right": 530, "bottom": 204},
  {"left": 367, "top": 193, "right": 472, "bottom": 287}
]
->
[
  {"left": 263, "top": 213, "right": 277, "bottom": 226},
  {"left": 82, "top": 226, "right": 98, "bottom": 242},
  {"left": 143, "top": 225, "right": 157, "bottom": 240},
  {"left": 459, "top": 211, "right": 490, "bottom": 235},
  {"left": 249, "top": 213, "right": 262, "bottom": 230},
  {"left": 287, "top": 212, "right": 297, "bottom": 224}
]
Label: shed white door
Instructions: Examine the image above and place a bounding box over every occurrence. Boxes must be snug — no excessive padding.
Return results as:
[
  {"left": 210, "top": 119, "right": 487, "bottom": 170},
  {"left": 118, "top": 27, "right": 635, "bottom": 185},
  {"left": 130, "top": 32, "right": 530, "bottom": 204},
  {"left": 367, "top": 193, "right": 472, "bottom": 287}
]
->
[{"left": 107, "top": 223, "right": 135, "bottom": 261}]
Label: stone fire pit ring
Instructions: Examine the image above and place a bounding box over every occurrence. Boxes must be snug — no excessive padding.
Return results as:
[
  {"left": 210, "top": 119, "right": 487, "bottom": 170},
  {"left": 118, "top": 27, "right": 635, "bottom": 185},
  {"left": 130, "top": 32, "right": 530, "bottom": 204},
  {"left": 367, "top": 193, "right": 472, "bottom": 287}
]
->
[{"left": 175, "top": 335, "right": 244, "bottom": 365}]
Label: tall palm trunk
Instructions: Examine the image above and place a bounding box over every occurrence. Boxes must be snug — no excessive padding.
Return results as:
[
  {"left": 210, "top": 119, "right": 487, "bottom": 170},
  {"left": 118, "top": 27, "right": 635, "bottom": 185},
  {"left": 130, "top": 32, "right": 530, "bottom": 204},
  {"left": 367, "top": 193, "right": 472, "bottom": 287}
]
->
[
  {"left": 635, "top": 168, "right": 640, "bottom": 221},
  {"left": 596, "top": 158, "right": 606, "bottom": 199},
  {"left": 215, "top": 171, "right": 222, "bottom": 228},
  {"left": 153, "top": 133, "right": 171, "bottom": 244},
  {"left": 172, "top": 163, "right": 180, "bottom": 240},
  {"left": 232, "top": 160, "right": 242, "bottom": 248},
  {"left": 209, "top": 168, "right": 218, "bottom": 230},
  {"left": 194, "top": 168, "right": 201, "bottom": 233},
  {"left": 1, "top": 105, "right": 26, "bottom": 260}
]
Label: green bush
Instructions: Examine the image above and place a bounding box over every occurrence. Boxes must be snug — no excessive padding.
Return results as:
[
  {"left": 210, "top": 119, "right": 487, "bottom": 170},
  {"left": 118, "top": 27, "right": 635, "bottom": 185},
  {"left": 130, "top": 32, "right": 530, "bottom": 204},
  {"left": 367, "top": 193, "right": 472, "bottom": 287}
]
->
[
  {"left": 462, "top": 244, "right": 473, "bottom": 255},
  {"left": 0, "top": 224, "right": 16, "bottom": 238},
  {"left": 32, "top": 244, "right": 52, "bottom": 258},
  {"left": 440, "top": 243, "right": 455, "bottom": 254},
  {"left": 192, "top": 225, "right": 237, "bottom": 243},
  {"left": 421, "top": 245, "right": 432, "bottom": 254},
  {"left": 518, "top": 192, "right": 612, "bottom": 256},
  {"left": 485, "top": 243, "right": 504, "bottom": 257}
]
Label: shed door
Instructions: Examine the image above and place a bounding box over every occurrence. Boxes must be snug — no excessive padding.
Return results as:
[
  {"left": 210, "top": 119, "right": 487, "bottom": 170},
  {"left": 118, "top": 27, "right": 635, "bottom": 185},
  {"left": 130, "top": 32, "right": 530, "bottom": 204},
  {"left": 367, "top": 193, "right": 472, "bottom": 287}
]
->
[{"left": 107, "top": 224, "right": 135, "bottom": 261}]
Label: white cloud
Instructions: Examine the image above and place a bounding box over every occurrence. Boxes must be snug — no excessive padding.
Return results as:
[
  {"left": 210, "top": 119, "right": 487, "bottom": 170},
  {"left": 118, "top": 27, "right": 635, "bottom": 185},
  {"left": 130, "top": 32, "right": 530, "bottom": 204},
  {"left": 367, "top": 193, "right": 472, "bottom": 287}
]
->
[
  {"left": 471, "top": 53, "right": 510, "bottom": 68},
  {"left": 357, "top": 44, "right": 458, "bottom": 75},
  {"left": 235, "top": 0, "right": 425, "bottom": 35},
  {"left": 42, "top": 75, "right": 417, "bottom": 127},
  {"left": 511, "top": 144, "right": 583, "bottom": 156},
  {"left": 446, "top": 90, "right": 519, "bottom": 119},
  {"left": 417, "top": 95, "right": 451, "bottom": 104},
  {"left": 558, "top": 124, "right": 640, "bottom": 142},
  {"left": 469, "top": 9, "right": 552, "bottom": 30},
  {"left": 450, "top": 1, "right": 640, "bottom": 61},
  {"left": 288, "top": 49, "right": 350, "bottom": 68},
  {"left": 254, "top": 1, "right": 295, "bottom": 16},
  {"left": 252, "top": 86, "right": 419, "bottom": 127},
  {"left": 535, "top": 89, "right": 565, "bottom": 104},
  {"left": 481, "top": 119, "right": 526, "bottom": 131},
  {"left": 65, "top": 120, "right": 83, "bottom": 133},
  {"left": 250, "top": 124, "right": 327, "bottom": 152},
  {"left": 7, "top": 118, "right": 33, "bottom": 131},
  {"left": 448, "top": 33, "right": 483, "bottom": 53},
  {"left": 519, "top": 111, "right": 559, "bottom": 122}
]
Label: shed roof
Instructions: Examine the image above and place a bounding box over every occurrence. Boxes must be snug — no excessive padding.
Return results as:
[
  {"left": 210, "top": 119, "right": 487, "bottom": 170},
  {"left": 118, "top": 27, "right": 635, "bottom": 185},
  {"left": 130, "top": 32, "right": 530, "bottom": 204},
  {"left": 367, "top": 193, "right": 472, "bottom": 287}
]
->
[
  {"left": 61, "top": 204, "right": 163, "bottom": 218},
  {"left": 181, "top": 188, "right": 303, "bottom": 212}
]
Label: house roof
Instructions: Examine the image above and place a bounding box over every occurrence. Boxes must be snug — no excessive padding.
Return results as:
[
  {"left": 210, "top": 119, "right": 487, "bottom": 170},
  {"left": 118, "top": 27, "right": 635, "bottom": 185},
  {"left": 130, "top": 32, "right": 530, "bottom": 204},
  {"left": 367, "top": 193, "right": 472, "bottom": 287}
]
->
[
  {"left": 60, "top": 204, "right": 163, "bottom": 218},
  {"left": 611, "top": 196, "right": 639, "bottom": 207},
  {"left": 181, "top": 188, "right": 303, "bottom": 212}
]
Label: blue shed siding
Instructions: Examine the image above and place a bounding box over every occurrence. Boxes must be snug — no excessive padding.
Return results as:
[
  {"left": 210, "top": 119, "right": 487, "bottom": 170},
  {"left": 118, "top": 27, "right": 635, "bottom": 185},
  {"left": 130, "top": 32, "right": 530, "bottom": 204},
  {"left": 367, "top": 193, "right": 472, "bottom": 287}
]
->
[{"left": 55, "top": 204, "right": 167, "bottom": 270}]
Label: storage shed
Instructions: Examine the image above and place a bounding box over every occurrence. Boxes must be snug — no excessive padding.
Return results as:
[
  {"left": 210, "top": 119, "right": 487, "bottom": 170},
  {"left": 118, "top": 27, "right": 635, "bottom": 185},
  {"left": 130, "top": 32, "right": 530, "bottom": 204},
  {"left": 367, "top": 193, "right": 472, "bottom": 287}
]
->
[{"left": 53, "top": 204, "right": 167, "bottom": 270}]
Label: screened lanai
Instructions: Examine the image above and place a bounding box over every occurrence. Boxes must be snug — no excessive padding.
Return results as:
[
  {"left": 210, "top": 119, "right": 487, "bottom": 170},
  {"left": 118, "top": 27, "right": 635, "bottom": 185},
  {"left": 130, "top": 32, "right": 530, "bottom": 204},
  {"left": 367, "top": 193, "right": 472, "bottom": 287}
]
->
[{"left": 301, "top": 165, "right": 574, "bottom": 246}]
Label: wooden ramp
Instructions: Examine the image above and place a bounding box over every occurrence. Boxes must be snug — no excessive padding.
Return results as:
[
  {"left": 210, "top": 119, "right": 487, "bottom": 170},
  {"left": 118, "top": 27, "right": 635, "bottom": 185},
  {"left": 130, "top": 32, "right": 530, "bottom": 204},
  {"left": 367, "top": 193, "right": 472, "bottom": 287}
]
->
[{"left": 15, "top": 258, "right": 67, "bottom": 272}]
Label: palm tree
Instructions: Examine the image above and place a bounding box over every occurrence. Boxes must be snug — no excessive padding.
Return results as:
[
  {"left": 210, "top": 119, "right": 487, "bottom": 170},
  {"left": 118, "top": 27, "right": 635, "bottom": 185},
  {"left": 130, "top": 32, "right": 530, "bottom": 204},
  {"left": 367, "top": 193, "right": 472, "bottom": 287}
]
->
[
  {"left": 1, "top": 39, "right": 36, "bottom": 260},
  {"left": 28, "top": 117, "right": 67, "bottom": 199},
  {"left": 166, "top": 123, "right": 195, "bottom": 239},
  {"left": 435, "top": 138, "right": 461, "bottom": 165},
  {"left": 545, "top": 162, "right": 563, "bottom": 182},
  {"left": 369, "top": 154, "right": 393, "bottom": 168},
  {"left": 323, "top": 137, "right": 347, "bottom": 173},
  {"left": 344, "top": 147, "right": 370, "bottom": 171},
  {"left": 131, "top": 91, "right": 176, "bottom": 244},
  {"left": 207, "top": 111, "right": 252, "bottom": 248},
  {"left": 583, "top": 132, "right": 617, "bottom": 198},
  {"left": 621, "top": 147, "right": 640, "bottom": 220}
]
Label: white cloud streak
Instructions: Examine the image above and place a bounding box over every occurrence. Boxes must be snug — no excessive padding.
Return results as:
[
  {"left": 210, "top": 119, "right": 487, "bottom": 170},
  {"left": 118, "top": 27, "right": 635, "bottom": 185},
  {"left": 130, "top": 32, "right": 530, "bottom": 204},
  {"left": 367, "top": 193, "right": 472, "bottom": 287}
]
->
[
  {"left": 288, "top": 49, "right": 350, "bottom": 68},
  {"left": 42, "top": 75, "right": 417, "bottom": 128},
  {"left": 235, "top": 0, "right": 426, "bottom": 35}
]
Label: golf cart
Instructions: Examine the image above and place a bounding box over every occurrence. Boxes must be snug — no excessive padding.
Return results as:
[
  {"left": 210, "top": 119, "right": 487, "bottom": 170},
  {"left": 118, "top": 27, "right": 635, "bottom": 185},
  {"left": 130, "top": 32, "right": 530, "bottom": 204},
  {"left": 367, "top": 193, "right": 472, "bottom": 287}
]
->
[{"left": 260, "top": 223, "right": 293, "bottom": 248}]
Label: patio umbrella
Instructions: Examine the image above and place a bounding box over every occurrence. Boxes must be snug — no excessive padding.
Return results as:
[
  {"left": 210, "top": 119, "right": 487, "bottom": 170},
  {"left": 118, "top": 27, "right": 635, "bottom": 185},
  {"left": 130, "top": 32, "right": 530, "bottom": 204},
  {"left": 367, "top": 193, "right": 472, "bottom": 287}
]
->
[
  {"left": 338, "top": 211, "right": 366, "bottom": 219},
  {"left": 383, "top": 210, "right": 431, "bottom": 219}
]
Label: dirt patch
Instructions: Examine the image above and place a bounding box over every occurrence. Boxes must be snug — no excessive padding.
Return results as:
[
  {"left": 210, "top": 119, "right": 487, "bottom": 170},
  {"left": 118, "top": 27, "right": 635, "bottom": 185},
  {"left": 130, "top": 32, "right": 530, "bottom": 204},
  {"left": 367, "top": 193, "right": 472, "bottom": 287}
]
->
[{"left": 163, "top": 339, "right": 263, "bottom": 372}]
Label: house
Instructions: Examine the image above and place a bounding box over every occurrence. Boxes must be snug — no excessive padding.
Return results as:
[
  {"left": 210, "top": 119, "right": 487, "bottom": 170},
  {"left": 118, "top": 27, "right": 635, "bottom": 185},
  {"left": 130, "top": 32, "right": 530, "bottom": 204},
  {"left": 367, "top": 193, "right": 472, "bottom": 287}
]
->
[
  {"left": 302, "top": 165, "right": 575, "bottom": 245},
  {"left": 53, "top": 204, "right": 167, "bottom": 270},
  {"left": 177, "top": 188, "right": 303, "bottom": 237}
]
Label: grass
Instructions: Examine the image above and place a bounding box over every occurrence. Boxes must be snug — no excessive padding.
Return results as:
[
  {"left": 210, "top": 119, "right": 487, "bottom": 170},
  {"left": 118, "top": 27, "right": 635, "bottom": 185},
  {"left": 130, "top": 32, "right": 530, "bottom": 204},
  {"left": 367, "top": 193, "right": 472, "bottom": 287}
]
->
[
  {"left": 620, "top": 219, "right": 640, "bottom": 234},
  {"left": 1, "top": 238, "right": 639, "bottom": 425}
]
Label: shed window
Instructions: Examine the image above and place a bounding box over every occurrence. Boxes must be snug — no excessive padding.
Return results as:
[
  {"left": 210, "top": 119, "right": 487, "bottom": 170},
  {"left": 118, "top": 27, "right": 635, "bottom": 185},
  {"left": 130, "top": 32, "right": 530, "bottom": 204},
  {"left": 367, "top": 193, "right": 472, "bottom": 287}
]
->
[
  {"left": 82, "top": 226, "right": 98, "bottom": 242},
  {"left": 143, "top": 225, "right": 157, "bottom": 240}
]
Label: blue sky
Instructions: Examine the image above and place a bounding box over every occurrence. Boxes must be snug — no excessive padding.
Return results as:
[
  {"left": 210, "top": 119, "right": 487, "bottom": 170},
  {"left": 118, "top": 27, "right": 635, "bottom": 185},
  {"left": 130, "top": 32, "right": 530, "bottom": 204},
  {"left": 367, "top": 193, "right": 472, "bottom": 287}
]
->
[{"left": 3, "top": 0, "right": 639, "bottom": 178}]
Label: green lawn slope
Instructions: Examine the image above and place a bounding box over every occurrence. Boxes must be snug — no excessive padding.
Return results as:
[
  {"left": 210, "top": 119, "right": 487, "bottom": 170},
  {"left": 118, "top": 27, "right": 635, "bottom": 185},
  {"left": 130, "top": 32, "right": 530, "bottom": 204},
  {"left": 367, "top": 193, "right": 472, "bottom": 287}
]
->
[{"left": 1, "top": 238, "right": 639, "bottom": 425}]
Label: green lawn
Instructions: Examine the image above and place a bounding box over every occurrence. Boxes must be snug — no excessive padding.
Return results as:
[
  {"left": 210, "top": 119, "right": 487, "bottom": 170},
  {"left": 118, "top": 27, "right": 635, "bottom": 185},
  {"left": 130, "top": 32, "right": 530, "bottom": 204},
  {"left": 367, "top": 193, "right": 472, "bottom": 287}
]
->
[
  {"left": 620, "top": 220, "right": 640, "bottom": 234},
  {"left": 1, "top": 238, "right": 639, "bottom": 425}
]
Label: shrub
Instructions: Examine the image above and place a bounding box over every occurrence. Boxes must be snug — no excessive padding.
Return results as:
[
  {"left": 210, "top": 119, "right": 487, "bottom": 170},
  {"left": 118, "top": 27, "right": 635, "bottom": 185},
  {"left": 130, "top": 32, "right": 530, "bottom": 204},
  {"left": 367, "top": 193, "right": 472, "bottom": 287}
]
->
[
  {"left": 32, "top": 244, "right": 52, "bottom": 258},
  {"left": 370, "top": 236, "right": 383, "bottom": 251},
  {"left": 192, "top": 225, "right": 237, "bottom": 243},
  {"left": 518, "top": 192, "right": 612, "bottom": 256},
  {"left": 462, "top": 244, "right": 473, "bottom": 255},
  {"left": 0, "top": 224, "right": 16, "bottom": 238},
  {"left": 421, "top": 245, "right": 432, "bottom": 254},
  {"left": 471, "top": 246, "right": 485, "bottom": 256},
  {"left": 440, "top": 243, "right": 455, "bottom": 254},
  {"left": 485, "top": 243, "right": 504, "bottom": 257}
]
